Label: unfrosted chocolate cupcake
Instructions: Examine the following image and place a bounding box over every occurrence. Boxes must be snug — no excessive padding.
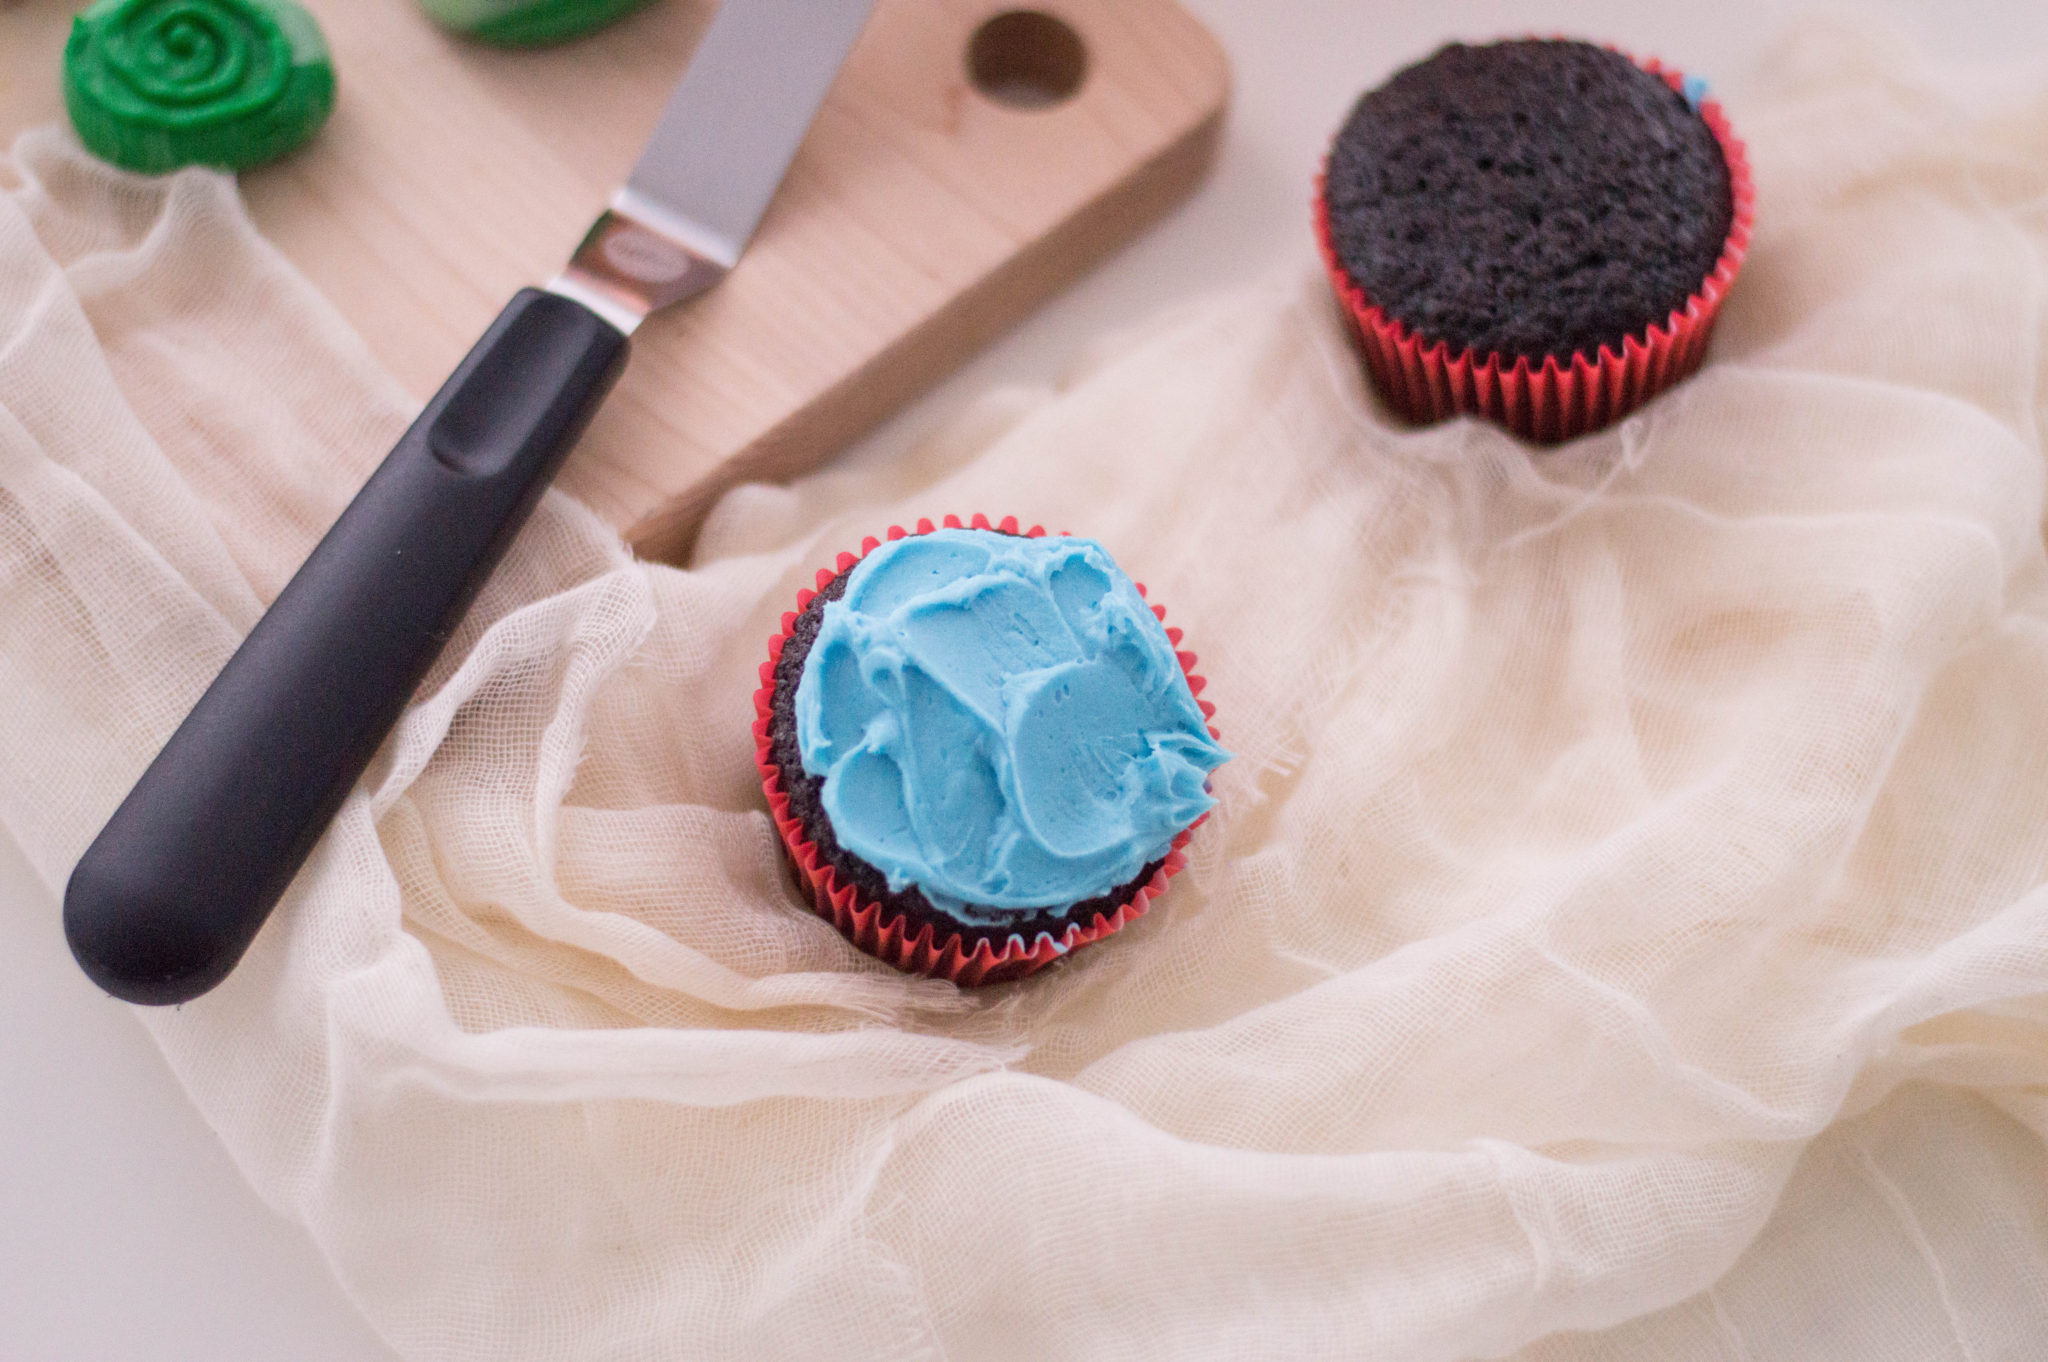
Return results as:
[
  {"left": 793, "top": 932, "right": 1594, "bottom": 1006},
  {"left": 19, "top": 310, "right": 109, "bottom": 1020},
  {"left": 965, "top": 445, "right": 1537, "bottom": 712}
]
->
[{"left": 1314, "top": 38, "right": 1753, "bottom": 441}]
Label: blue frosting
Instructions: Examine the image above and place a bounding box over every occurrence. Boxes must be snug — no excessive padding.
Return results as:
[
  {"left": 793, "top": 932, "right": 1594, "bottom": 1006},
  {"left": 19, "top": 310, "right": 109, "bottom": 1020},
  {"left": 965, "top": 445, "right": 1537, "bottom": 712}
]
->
[
  {"left": 794, "top": 529, "right": 1230, "bottom": 924},
  {"left": 1681, "top": 74, "right": 1710, "bottom": 109}
]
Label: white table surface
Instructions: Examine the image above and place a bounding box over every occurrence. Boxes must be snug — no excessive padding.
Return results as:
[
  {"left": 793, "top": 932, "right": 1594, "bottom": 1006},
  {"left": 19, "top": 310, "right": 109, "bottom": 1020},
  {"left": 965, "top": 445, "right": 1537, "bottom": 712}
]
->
[{"left": 5, "top": 2, "right": 2044, "bottom": 1359}]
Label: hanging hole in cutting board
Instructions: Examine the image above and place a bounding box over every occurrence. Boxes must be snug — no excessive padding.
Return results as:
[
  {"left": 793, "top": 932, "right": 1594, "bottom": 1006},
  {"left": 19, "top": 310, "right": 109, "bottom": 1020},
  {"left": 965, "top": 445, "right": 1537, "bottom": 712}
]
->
[{"left": 967, "top": 10, "right": 1088, "bottom": 109}]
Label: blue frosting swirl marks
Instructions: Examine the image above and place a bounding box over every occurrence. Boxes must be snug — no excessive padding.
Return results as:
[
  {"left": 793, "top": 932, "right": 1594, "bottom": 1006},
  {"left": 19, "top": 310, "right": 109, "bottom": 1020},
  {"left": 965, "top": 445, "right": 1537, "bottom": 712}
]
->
[{"left": 794, "top": 529, "right": 1230, "bottom": 926}]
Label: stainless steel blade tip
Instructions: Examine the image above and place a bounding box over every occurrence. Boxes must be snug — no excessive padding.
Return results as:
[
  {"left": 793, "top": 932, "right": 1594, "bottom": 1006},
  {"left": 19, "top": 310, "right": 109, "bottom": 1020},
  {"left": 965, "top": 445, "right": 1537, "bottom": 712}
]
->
[{"left": 551, "top": 0, "right": 877, "bottom": 333}]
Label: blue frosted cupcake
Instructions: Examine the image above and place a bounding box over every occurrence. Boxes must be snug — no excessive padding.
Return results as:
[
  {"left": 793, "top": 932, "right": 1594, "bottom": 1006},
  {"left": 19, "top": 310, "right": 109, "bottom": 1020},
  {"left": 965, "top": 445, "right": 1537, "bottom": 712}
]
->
[{"left": 753, "top": 514, "right": 1228, "bottom": 984}]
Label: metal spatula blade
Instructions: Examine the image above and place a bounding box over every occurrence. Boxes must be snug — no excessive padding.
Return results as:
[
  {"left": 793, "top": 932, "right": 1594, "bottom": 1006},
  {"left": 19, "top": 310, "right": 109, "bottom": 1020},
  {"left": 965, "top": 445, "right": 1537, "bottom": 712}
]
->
[
  {"left": 553, "top": 0, "right": 874, "bottom": 330},
  {"left": 64, "top": 0, "right": 876, "bottom": 1006}
]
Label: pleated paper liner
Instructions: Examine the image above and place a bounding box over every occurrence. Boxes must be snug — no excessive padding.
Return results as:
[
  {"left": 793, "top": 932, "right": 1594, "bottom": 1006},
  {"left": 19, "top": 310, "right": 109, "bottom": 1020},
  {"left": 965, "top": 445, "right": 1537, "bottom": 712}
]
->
[
  {"left": 752, "top": 512, "right": 1220, "bottom": 986},
  {"left": 1313, "top": 55, "right": 1757, "bottom": 443}
]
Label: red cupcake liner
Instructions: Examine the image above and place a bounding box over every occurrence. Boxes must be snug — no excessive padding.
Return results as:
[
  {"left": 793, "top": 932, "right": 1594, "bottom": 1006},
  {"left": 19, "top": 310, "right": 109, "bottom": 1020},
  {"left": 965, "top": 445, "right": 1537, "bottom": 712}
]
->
[
  {"left": 1313, "top": 54, "right": 1756, "bottom": 443},
  {"left": 752, "top": 512, "right": 1221, "bottom": 986}
]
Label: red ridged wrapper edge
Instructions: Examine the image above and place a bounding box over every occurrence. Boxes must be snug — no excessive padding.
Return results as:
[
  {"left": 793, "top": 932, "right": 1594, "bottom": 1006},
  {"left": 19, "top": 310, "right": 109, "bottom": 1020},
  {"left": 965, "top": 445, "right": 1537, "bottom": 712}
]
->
[
  {"left": 1312, "top": 55, "right": 1756, "bottom": 443},
  {"left": 752, "top": 513, "right": 1220, "bottom": 986}
]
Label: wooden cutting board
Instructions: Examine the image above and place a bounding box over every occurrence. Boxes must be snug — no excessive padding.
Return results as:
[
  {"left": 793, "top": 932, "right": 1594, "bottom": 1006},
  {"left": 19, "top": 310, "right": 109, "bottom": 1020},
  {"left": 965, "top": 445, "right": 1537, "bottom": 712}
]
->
[{"left": 0, "top": 0, "right": 1227, "bottom": 561}]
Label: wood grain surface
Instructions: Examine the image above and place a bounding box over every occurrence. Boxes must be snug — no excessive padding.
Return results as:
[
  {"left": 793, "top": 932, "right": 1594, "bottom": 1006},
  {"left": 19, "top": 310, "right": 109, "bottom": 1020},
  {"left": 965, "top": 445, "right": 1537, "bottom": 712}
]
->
[{"left": 0, "top": 0, "right": 1228, "bottom": 560}]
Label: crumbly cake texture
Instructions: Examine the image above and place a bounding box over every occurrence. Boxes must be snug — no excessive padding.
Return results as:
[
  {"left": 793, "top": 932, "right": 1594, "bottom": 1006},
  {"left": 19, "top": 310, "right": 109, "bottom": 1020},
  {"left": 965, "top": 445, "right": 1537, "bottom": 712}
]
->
[
  {"left": 1323, "top": 39, "right": 1734, "bottom": 361},
  {"left": 766, "top": 548, "right": 1165, "bottom": 954}
]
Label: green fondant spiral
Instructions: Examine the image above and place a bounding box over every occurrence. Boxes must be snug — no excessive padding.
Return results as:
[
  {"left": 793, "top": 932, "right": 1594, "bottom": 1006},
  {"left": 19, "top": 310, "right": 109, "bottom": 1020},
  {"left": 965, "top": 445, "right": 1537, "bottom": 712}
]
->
[{"left": 64, "top": 0, "right": 335, "bottom": 174}]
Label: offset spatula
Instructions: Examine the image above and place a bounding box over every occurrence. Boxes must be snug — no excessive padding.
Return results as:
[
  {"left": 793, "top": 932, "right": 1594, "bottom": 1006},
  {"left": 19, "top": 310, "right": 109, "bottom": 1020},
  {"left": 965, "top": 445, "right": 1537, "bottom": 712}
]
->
[{"left": 64, "top": 0, "right": 877, "bottom": 1006}]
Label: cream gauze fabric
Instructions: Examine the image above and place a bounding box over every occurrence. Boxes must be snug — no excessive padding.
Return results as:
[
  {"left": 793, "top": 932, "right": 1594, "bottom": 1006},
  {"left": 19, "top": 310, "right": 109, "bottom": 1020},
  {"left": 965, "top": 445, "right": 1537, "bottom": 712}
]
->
[{"left": 4, "top": 19, "right": 2048, "bottom": 1362}]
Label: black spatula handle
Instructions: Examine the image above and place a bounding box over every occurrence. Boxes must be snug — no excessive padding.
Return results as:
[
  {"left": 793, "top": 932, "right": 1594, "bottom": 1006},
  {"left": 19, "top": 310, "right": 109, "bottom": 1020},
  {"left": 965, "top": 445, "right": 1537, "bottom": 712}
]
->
[{"left": 64, "top": 289, "right": 629, "bottom": 1005}]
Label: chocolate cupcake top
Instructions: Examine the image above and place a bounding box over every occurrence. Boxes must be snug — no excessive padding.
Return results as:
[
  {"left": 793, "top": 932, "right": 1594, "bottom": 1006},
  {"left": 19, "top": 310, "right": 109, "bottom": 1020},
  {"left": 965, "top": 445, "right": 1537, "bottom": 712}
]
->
[
  {"left": 788, "top": 529, "right": 1227, "bottom": 928},
  {"left": 1323, "top": 39, "right": 1733, "bottom": 361}
]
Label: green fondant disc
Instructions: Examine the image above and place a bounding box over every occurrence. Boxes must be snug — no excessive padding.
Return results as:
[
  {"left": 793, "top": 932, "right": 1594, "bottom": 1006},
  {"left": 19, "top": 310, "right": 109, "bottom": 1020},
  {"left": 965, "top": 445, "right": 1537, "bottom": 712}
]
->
[
  {"left": 417, "top": 0, "right": 655, "bottom": 48},
  {"left": 64, "top": 0, "right": 336, "bottom": 174}
]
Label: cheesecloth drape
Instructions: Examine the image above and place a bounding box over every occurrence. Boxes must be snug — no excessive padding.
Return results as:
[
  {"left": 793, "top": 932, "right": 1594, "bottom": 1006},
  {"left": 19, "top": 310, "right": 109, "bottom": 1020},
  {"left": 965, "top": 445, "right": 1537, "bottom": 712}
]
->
[{"left": 3, "top": 19, "right": 2048, "bottom": 1360}]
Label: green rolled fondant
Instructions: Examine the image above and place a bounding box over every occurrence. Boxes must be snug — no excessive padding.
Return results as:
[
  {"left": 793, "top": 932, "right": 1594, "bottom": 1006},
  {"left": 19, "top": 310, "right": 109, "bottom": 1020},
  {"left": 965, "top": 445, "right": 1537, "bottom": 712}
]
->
[
  {"left": 63, "top": 0, "right": 335, "bottom": 175},
  {"left": 417, "top": 0, "right": 654, "bottom": 47}
]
